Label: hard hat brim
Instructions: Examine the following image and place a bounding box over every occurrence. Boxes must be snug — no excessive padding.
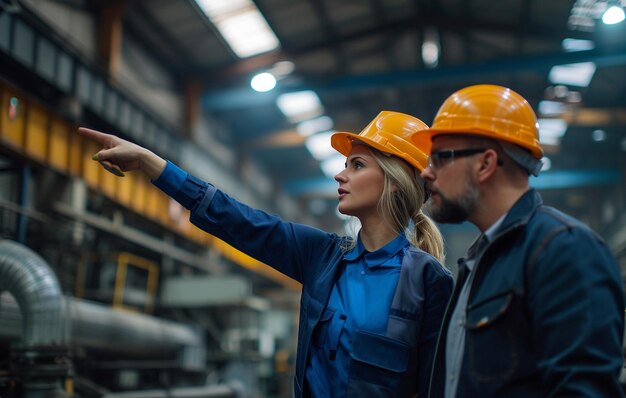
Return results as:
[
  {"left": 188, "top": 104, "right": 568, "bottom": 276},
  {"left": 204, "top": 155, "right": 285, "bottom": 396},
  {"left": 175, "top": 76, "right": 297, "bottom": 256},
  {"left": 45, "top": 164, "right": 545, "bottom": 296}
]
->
[
  {"left": 414, "top": 127, "right": 544, "bottom": 159},
  {"left": 331, "top": 131, "right": 427, "bottom": 171}
]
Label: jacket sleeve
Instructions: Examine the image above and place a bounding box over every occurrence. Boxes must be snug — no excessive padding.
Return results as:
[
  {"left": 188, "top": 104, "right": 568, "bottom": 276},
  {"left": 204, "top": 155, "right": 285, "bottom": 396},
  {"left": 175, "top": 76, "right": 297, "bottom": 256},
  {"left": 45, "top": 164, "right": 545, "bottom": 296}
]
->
[
  {"left": 418, "top": 261, "right": 453, "bottom": 398},
  {"left": 527, "top": 226, "right": 625, "bottom": 397},
  {"left": 152, "top": 161, "right": 339, "bottom": 283}
]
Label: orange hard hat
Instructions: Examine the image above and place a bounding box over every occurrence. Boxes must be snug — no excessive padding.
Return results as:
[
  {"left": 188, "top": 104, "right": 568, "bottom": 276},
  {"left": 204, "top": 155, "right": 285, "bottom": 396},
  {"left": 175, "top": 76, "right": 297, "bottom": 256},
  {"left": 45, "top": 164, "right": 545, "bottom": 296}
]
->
[
  {"left": 413, "top": 84, "right": 544, "bottom": 158},
  {"left": 331, "top": 111, "right": 430, "bottom": 171}
]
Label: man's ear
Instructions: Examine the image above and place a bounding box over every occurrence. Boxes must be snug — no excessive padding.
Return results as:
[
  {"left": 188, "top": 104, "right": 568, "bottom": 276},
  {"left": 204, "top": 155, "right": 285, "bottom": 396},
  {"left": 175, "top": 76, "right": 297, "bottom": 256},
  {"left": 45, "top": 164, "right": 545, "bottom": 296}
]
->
[{"left": 476, "top": 149, "right": 499, "bottom": 182}]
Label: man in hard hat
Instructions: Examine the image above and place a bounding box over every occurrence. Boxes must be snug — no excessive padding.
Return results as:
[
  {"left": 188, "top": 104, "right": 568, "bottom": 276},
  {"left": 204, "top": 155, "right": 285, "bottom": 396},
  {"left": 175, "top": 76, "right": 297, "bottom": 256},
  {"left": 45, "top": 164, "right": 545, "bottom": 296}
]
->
[{"left": 412, "top": 84, "right": 625, "bottom": 398}]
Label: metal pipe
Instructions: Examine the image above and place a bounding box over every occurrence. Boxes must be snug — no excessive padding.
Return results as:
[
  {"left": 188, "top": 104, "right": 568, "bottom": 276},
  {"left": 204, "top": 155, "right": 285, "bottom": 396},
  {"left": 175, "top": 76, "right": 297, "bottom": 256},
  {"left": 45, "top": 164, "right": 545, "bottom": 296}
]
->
[
  {"left": 0, "top": 240, "right": 66, "bottom": 347},
  {"left": 0, "top": 293, "right": 204, "bottom": 363},
  {"left": 0, "top": 240, "right": 69, "bottom": 397},
  {"left": 102, "top": 384, "right": 241, "bottom": 398}
]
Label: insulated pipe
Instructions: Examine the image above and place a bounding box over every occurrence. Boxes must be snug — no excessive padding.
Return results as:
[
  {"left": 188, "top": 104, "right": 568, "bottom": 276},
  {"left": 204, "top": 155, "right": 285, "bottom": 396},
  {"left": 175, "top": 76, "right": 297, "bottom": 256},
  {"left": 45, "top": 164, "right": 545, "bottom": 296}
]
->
[
  {"left": 102, "top": 384, "right": 241, "bottom": 398},
  {"left": 0, "top": 239, "right": 204, "bottom": 369},
  {"left": 0, "top": 240, "right": 66, "bottom": 347},
  {"left": 0, "top": 293, "right": 203, "bottom": 361}
]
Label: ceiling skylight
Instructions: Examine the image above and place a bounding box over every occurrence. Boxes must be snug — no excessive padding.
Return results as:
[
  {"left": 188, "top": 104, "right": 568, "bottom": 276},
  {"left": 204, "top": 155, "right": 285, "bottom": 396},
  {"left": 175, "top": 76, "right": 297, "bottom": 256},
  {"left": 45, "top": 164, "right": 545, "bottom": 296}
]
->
[
  {"left": 276, "top": 91, "right": 324, "bottom": 122},
  {"left": 549, "top": 62, "right": 596, "bottom": 87},
  {"left": 297, "top": 116, "right": 334, "bottom": 137},
  {"left": 562, "top": 38, "right": 595, "bottom": 52},
  {"left": 196, "top": 0, "right": 280, "bottom": 58}
]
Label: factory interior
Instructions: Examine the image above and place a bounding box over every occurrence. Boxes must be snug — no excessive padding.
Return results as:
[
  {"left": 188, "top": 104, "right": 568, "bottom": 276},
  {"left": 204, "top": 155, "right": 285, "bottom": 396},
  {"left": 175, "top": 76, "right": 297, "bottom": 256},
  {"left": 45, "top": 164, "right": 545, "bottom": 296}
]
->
[{"left": 0, "top": 0, "right": 625, "bottom": 397}]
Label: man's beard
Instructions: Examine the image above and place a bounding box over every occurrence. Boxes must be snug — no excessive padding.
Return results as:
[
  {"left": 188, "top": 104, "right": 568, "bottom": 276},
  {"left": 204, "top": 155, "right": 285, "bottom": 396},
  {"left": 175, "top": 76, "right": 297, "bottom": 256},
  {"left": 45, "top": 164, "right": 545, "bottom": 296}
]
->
[{"left": 427, "top": 178, "right": 479, "bottom": 224}]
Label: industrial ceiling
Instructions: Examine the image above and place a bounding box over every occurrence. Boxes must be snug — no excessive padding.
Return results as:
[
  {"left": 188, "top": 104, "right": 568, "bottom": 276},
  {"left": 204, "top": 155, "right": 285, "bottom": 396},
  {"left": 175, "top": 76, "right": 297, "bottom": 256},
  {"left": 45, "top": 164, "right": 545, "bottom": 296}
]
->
[{"left": 118, "top": 0, "right": 626, "bottom": 235}]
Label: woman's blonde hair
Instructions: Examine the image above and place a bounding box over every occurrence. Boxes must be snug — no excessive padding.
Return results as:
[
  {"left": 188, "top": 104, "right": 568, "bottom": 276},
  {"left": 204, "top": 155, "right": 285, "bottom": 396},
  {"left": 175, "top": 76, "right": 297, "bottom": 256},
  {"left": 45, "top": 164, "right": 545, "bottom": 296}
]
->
[{"left": 371, "top": 147, "right": 445, "bottom": 263}]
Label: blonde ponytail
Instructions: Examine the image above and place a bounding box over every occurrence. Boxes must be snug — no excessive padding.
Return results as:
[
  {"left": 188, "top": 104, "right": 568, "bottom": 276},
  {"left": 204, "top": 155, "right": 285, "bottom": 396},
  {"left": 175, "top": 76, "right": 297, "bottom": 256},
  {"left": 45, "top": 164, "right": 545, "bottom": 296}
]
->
[{"left": 410, "top": 211, "right": 445, "bottom": 263}]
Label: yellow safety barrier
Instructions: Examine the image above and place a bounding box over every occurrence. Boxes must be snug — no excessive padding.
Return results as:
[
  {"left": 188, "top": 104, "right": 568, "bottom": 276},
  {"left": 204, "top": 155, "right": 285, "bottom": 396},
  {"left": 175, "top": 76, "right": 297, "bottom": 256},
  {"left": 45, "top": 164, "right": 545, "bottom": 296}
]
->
[
  {"left": 68, "top": 128, "right": 83, "bottom": 176},
  {"left": 99, "top": 159, "right": 118, "bottom": 199},
  {"left": 49, "top": 118, "right": 70, "bottom": 173},
  {"left": 82, "top": 139, "right": 101, "bottom": 189},
  {"left": 24, "top": 102, "right": 49, "bottom": 162},
  {"left": 113, "top": 252, "right": 159, "bottom": 314},
  {"left": 115, "top": 169, "right": 134, "bottom": 207}
]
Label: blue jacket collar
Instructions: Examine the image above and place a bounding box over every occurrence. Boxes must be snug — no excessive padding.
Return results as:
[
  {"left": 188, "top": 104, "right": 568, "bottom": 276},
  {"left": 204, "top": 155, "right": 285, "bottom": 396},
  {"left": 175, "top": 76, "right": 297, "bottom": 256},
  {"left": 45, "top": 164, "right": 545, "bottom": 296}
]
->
[{"left": 344, "top": 233, "right": 409, "bottom": 269}]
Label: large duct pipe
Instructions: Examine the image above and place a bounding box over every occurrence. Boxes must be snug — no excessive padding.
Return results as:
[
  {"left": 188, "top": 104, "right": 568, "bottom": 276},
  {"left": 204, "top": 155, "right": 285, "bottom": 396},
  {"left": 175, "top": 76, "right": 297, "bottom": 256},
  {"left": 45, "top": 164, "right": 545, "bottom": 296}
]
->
[
  {"left": 0, "top": 293, "right": 204, "bottom": 365},
  {"left": 0, "top": 240, "right": 66, "bottom": 347},
  {"left": 0, "top": 240, "right": 68, "bottom": 397},
  {"left": 102, "top": 384, "right": 242, "bottom": 398}
]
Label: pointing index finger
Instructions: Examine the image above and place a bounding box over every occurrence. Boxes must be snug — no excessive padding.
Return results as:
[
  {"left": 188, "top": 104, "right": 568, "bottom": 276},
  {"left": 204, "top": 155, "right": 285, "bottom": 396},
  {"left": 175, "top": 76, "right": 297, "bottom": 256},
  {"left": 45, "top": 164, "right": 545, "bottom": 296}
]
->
[{"left": 78, "top": 127, "right": 111, "bottom": 143}]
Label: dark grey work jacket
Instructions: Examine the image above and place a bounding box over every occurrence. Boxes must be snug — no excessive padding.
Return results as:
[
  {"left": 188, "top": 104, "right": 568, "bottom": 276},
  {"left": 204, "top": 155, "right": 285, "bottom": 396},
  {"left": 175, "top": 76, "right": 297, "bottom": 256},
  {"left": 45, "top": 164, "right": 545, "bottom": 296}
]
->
[{"left": 428, "top": 189, "right": 625, "bottom": 398}]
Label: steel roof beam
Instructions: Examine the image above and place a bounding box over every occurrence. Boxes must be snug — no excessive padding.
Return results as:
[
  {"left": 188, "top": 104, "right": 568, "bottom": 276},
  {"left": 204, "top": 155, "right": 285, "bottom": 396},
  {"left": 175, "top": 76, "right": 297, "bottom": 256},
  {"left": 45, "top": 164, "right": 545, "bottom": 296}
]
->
[{"left": 202, "top": 46, "right": 626, "bottom": 110}]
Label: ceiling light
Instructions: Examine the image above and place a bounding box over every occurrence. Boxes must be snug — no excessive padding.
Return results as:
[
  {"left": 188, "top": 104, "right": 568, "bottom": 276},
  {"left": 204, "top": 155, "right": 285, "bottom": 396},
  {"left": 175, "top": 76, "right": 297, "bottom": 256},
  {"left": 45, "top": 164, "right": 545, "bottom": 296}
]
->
[
  {"left": 538, "top": 100, "right": 566, "bottom": 116},
  {"left": 602, "top": 5, "right": 625, "bottom": 24},
  {"left": 196, "top": 0, "right": 280, "bottom": 58},
  {"left": 297, "top": 116, "right": 334, "bottom": 137},
  {"left": 561, "top": 38, "right": 595, "bottom": 52},
  {"left": 421, "top": 28, "right": 440, "bottom": 68},
  {"left": 276, "top": 91, "right": 324, "bottom": 122},
  {"left": 305, "top": 132, "right": 335, "bottom": 160},
  {"left": 271, "top": 61, "right": 295, "bottom": 78},
  {"left": 250, "top": 72, "right": 276, "bottom": 92},
  {"left": 538, "top": 118, "right": 568, "bottom": 145},
  {"left": 592, "top": 129, "right": 606, "bottom": 141},
  {"left": 549, "top": 62, "right": 596, "bottom": 87}
]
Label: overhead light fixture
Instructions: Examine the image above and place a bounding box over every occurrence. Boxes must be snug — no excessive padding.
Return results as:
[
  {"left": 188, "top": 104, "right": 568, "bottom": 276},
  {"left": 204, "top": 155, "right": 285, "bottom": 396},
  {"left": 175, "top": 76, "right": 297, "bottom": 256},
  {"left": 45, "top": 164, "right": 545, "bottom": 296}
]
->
[
  {"left": 538, "top": 100, "right": 567, "bottom": 116},
  {"left": 250, "top": 72, "right": 276, "bottom": 92},
  {"left": 592, "top": 129, "right": 607, "bottom": 141},
  {"left": 602, "top": 4, "right": 625, "bottom": 24},
  {"left": 538, "top": 118, "right": 568, "bottom": 145},
  {"left": 270, "top": 61, "right": 295, "bottom": 78},
  {"left": 549, "top": 62, "right": 596, "bottom": 87},
  {"left": 567, "top": 0, "right": 598, "bottom": 31},
  {"left": 421, "top": 28, "right": 440, "bottom": 68},
  {"left": 195, "top": 0, "right": 280, "bottom": 58},
  {"left": 305, "top": 132, "right": 335, "bottom": 160},
  {"left": 297, "top": 116, "right": 334, "bottom": 137},
  {"left": 276, "top": 91, "right": 324, "bottom": 122},
  {"left": 561, "top": 38, "right": 595, "bottom": 52}
]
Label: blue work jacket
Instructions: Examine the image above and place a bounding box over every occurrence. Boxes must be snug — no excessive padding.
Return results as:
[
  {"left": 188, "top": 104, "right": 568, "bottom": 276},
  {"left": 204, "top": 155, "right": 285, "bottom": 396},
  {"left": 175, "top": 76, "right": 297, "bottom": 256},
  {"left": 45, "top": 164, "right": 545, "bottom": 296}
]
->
[
  {"left": 428, "top": 189, "right": 625, "bottom": 398},
  {"left": 154, "top": 162, "right": 453, "bottom": 397}
]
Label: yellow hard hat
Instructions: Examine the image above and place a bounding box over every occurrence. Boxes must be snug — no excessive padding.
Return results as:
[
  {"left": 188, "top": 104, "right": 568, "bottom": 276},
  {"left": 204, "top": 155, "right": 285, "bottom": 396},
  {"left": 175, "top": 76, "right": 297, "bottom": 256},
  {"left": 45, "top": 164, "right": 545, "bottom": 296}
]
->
[
  {"left": 331, "top": 111, "right": 430, "bottom": 171},
  {"left": 413, "top": 84, "right": 544, "bottom": 158}
]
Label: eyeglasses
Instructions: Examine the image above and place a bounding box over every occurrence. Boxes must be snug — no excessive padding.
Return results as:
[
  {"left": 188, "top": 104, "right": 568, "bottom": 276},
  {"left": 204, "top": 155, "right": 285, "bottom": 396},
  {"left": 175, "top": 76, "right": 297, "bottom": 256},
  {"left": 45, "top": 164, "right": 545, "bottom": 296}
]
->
[{"left": 428, "top": 148, "right": 502, "bottom": 170}]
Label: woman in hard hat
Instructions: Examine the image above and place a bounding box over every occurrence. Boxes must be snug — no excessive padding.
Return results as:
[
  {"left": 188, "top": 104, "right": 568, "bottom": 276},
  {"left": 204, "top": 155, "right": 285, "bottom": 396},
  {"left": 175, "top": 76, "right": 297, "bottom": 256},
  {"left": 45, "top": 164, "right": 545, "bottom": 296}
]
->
[{"left": 79, "top": 110, "right": 453, "bottom": 398}]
